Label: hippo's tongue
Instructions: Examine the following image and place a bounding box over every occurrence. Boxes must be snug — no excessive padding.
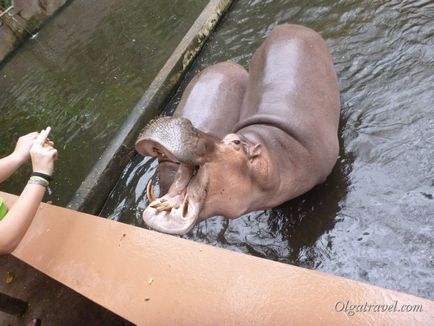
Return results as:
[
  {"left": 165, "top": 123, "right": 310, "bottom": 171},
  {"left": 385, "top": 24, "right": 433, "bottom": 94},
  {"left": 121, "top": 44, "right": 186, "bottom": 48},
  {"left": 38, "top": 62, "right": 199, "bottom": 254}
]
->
[{"left": 142, "top": 164, "right": 204, "bottom": 235}]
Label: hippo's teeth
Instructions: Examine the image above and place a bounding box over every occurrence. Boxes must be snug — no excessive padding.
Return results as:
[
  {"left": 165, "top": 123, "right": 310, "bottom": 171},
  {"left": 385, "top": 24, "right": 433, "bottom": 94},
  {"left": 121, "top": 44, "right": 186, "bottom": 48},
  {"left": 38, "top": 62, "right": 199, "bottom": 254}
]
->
[
  {"left": 149, "top": 202, "right": 160, "bottom": 209},
  {"left": 155, "top": 202, "right": 172, "bottom": 211},
  {"left": 146, "top": 177, "right": 157, "bottom": 202},
  {"left": 152, "top": 146, "right": 167, "bottom": 159},
  {"left": 151, "top": 201, "right": 180, "bottom": 212},
  {"left": 182, "top": 197, "right": 189, "bottom": 218}
]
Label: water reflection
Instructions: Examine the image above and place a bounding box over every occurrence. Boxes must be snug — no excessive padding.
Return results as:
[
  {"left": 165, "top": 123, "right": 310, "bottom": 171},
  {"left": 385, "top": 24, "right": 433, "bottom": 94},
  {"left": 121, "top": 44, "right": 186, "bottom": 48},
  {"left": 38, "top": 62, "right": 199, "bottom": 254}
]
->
[{"left": 102, "top": 0, "right": 434, "bottom": 299}]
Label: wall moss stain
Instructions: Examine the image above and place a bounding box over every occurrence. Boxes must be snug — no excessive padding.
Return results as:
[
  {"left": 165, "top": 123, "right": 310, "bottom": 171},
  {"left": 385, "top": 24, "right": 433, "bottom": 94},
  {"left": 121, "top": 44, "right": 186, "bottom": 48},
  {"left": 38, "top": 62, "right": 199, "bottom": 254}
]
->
[
  {"left": 68, "top": 0, "right": 233, "bottom": 213},
  {"left": 0, "top": 24, "right": 16, "bottom": 56}
]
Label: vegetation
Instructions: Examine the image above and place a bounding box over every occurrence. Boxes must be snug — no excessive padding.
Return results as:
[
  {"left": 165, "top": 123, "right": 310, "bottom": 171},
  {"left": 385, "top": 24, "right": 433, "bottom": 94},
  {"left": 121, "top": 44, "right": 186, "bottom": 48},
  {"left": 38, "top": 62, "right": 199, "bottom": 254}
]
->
[{"left": 0, "top": 0, "right": 12, "bottom": 10}]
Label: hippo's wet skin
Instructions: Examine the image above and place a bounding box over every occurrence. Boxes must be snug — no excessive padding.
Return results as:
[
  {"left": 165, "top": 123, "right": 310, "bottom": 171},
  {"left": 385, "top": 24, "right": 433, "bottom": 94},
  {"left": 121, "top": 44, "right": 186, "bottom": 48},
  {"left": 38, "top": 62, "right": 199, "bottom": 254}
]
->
[{"left": 135, "top": 24, "right": 340, "bottom": 234}]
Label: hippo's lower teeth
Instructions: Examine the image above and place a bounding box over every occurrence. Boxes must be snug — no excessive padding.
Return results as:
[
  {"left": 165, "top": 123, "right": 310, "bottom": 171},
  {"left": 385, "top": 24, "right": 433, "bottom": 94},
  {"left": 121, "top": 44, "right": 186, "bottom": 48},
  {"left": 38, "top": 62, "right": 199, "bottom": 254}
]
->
[
  {"left": 150, "top": 201, "right": 180, "bottom": 212},
  {"left": 156, "top": 202, "right": 172, "bottom": 211},
  {"left": 182, "top": 197, "right": 189, "bottom": 218},
  {"left": 146, "top": 177, "right": 157, "bottom": 202}
]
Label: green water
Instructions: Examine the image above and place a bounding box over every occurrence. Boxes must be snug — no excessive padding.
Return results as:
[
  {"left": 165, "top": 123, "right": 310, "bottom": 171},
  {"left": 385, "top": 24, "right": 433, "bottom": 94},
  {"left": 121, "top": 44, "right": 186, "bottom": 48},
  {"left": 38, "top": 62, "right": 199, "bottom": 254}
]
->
[{"left": 0, "top": 0, "right": 207, "bottom": 205}]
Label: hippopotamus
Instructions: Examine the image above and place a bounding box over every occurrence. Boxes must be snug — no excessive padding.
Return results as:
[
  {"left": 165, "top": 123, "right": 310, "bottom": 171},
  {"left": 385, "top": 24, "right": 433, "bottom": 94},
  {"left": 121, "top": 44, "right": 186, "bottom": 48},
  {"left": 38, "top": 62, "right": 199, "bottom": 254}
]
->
[{"left": 135, "top": 24, "right": 340, "bottom": 235}]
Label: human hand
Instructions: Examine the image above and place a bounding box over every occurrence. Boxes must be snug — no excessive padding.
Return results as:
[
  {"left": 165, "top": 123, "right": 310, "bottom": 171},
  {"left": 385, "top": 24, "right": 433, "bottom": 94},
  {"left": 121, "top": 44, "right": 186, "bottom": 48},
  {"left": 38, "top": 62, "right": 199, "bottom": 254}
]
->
[
  {"left": 12, "top": 131, "right": 40, "bottom": 164},
  {"left": 30, "top": 127, "right": 58, "bottom": 176}
]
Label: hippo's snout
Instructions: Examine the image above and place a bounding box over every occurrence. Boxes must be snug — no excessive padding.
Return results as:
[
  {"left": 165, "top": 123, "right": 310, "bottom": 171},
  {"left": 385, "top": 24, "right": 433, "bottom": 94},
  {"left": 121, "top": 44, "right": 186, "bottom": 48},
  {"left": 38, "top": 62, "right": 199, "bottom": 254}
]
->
[{"left": 135, "top": 117, "right": 217, "bottom": 166}]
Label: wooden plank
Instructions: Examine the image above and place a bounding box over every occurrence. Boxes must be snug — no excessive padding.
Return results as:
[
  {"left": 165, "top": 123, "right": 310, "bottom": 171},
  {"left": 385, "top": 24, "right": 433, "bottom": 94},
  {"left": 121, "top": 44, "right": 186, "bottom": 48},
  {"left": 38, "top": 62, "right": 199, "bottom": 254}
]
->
[
  {"left": 0, "top": 292, "right": 27, "bottom": 317},
  {"left": 1, "top": 192, "right": 433, "bottom": 325}
]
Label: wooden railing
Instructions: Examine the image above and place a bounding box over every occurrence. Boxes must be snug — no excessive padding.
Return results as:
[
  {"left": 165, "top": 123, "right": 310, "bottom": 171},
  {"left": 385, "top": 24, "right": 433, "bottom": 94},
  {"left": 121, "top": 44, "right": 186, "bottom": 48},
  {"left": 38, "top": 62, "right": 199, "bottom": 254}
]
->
[{"left": 1, "top": 192, "right": 433, "bottom": 325}]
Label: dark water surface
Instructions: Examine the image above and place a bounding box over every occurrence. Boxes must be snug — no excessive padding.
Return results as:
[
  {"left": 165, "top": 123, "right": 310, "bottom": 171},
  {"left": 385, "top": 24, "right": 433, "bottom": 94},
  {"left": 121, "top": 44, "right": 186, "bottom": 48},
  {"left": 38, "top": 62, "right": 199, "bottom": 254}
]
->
[
  {"left": 102, "top": 0, "right": 434, "bottom": 299},
  {"left": 0, "top": 0, "right": 207, "bottom": 205}
]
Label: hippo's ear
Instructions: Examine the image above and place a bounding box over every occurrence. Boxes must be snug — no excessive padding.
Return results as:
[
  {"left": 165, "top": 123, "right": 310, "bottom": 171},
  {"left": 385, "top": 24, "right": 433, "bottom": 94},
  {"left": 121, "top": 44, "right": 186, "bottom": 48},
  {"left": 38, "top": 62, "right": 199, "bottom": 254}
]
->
[{"left": 248, "top": 143, "right": 262, "bottom": 162}]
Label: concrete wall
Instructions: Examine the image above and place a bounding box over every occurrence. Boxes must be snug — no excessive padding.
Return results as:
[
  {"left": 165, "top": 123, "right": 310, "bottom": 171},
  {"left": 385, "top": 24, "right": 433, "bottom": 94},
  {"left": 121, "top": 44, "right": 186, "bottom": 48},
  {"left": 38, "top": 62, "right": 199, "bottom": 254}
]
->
[
  {"left": 0, "top": 0, "right": 68, "bottom": 62},
  {"left": 67, "top": 0, "right": 233, "bottom": 214}
]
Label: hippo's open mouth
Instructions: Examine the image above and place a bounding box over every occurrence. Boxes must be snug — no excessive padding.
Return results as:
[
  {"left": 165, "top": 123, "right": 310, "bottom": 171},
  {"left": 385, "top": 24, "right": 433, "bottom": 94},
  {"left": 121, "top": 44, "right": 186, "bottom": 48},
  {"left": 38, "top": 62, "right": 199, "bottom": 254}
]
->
[
  {"left": 135, "top": 117, "right": 216, "bottom": 235},
  {"left": 141, "top": 163, "right": 206, "bottom": 235}
]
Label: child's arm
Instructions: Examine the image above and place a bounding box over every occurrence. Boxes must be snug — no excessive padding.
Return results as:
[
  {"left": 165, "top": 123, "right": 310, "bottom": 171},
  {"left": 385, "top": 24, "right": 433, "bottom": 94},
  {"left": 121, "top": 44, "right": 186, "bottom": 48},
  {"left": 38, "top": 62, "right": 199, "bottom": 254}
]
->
[
  {"left": 0, "top": 128, "right": 57, "bottom": 255},
  {"left": 0, "top": 132, "right": 39, "bottom": 183},
  {"left": 0, "top": 183, "right": 46, "bottom": 254}
]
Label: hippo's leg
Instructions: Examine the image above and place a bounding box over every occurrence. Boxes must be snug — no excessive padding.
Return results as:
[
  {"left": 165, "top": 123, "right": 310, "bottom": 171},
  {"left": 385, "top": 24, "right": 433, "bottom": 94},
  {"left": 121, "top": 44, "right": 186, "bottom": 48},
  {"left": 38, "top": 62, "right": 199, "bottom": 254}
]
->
[{"left": 157, "top": 61, "right": 249, "bottom": 196}]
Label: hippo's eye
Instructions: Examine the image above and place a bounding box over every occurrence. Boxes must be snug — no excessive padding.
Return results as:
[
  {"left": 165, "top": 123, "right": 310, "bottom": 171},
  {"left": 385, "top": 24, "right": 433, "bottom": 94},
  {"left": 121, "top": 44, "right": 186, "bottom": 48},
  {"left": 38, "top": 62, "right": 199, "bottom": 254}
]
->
[{"left": 232, "top": 140, "right": 241, "bottom": 145}]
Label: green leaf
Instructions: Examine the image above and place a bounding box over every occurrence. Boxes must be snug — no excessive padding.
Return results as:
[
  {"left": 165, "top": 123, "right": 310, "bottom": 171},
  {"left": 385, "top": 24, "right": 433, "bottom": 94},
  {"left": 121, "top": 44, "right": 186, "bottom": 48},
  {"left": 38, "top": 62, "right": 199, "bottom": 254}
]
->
[{"left": 4, "top": 271, "right": 15, "bottom": 284}]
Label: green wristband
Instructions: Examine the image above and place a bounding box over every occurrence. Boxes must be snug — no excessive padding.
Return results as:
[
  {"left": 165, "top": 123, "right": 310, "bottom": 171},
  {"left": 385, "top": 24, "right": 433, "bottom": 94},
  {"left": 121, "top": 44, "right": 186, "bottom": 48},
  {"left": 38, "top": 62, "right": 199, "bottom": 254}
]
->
[{"left": 0, "top": 197, "right": 8, "bottom": 221}]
